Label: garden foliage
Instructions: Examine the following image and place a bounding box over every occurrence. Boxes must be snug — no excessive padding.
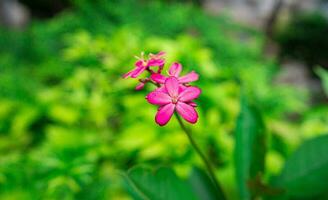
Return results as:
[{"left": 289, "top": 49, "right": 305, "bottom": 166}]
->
[{"left": 0, "top": 0, "right": 327, "bottom": 199}]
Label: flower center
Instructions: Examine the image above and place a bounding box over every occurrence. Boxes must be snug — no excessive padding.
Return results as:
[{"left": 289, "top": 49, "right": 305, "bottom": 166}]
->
[
  {"left": 172, "top": 96, "right": 178, "bottom": 104},
  {"left": 142, "top": 60, "right": 148, "bottom": 67}
]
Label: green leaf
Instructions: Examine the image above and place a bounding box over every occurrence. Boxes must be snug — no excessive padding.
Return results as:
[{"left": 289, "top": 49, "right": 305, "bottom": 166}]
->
[
  {"left": 234, "top": 97, "right": 267, "bottom": 200},
  {"left": 276, "top": 134, "right": 328, "bottom": 198},
  {"left": 188, "top": 167, "right": 225, "bottom": 200},
  {"left": 316, "top": 67, "right": 328, "bottom": 97},
  {"left": 124, "top": 166, "right": 198, "bottom": 200}
]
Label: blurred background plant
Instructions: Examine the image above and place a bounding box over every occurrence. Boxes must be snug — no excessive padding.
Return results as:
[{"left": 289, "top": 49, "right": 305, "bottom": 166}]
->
[{"left": 0, "top": 0, "right": 327, "bottom": 199}]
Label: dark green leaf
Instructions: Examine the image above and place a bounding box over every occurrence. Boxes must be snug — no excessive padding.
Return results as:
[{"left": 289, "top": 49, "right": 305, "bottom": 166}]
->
[
  {"left": 188, "top": 166, "right": 225, "bottom": 200},
  {"left": 234, "top": 97, "right": 267, "bottom": 200},
  {"left": 124, "top": 166, "right": 198, "bottom": 200},
  {"left": 276, "top": 134, "right": 328, "bottom": 198}
]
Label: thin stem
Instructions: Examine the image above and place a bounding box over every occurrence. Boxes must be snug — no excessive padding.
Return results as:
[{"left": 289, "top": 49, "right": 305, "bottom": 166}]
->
[{"left": 174, "top": 113, "right": 226, "bottom": 199}]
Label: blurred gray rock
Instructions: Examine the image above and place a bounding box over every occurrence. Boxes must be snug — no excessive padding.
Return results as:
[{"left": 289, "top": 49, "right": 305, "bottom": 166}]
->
[
  {"left": 275, "top": 60, "right": 310, "bottom": 88},
  {"left": 275, "top": 60, "right": 322, "bottom": 95},
  {"left": 204, "top": 0, "right": 325, "bottom": 28},
  {"left": 0, "top": 0, "right": 30, "bottom": 29}
]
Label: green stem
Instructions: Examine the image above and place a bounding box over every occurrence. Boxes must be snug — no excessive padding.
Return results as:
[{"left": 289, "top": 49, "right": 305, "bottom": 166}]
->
[{"left": 174, "top": 113, "right": 226, "bottom": 199}]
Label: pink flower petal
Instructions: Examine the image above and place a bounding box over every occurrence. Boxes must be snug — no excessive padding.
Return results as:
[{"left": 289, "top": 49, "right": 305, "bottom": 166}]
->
[
  {"left": 178, "top": 71, "right": 199, "bottom": 83},
  {"left": 155, "top": 103, "right": 175, "bottom": 126},
  {"left": 155, "top": 51, "right": 166, "bottom": 57},
  {"left": 188, "top": 102, "right": 197, "bottom": 107},
  {"left": 178, "top": 86, "right": 201, "bottom": 102},
  {"left": 176, "top": 102, "right": 198, "bottom": 124},
  {"left": 168, "top": 62, "right": 182, "bottom": 77},
  {"left": 122, "top": 70, "right": 133, "bottom": 78},
  {"left": 146, "top": 91, "right": 171, "bottom": 105},
  {"left": 135, "top": 82, "right": 145, "bottom": 90},
  {"left": 179, "top": 85, "right": 187, "bottom": 93},
  {"left": 154, "top": 86, "right": 167, "bottom": 93},
  {"left": 165, "top": 77, "right": 179, "bottom": 98},
  {"left": 150, "top": 51, "right": 166, "bottom": 59},
  {"left": 151, "top": 73, "right": 167, "bottom": 84},
  {"left": 148, "top": 59, "right": 165, "bottom": 66},
  {"left": 135, "top": 60, "right": 145, "bottom": 68},
  {"left": 130, "top": 66, "right": 146, "bottom": 78}
]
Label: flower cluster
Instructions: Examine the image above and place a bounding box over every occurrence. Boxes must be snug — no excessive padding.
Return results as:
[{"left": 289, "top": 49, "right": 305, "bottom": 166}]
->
[{"left": 123, "top": 52, "right": 201, "bottom": 126}]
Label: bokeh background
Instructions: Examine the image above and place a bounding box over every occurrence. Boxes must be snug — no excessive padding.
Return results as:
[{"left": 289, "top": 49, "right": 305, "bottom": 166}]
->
[{"left": 0, "top": 0, "right": 328, "bottom": 199}]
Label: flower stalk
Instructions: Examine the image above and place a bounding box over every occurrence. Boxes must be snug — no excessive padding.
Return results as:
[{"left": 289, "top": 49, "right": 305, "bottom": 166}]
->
[{"left": 174, "top": 113, "right": 226, "bottom": 199}]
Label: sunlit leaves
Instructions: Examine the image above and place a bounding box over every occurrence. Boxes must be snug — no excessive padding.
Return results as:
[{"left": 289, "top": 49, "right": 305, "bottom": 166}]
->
[{"left": 0, "top": 0, "right": 325, "bottom": 199}]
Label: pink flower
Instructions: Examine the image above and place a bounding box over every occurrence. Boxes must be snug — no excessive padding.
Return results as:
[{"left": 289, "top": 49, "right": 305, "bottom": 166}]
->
[
  {"left": 150, "top": 62, "right": 199, "bottom": 84},
  {"left": 146, "top": 76, "right": 201, "bottom": 126},
  {"left": 123, "top": 52, "right": 165, "bottom": 79},
  {"left": 135, "top": 82, "right": 145, "bottom": 90}
]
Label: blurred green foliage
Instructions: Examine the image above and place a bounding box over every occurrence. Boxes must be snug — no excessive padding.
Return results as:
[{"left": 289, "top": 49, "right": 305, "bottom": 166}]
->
[
  {"left": 0, "top": 0, "right": 327, "bottom": 199},
  {"left": 317, "top": 67, "right": 328, "bottom": 97}
]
